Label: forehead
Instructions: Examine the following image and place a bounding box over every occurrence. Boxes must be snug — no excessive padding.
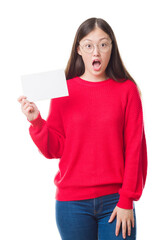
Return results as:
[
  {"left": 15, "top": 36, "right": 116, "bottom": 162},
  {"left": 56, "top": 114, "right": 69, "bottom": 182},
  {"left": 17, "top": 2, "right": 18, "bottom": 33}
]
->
[{"left": 81, "top": 27, "right": 111, "bottom": 42}]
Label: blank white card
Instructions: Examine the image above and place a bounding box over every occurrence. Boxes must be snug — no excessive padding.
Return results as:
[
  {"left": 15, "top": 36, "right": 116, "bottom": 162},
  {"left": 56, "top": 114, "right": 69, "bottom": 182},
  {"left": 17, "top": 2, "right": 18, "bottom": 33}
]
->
[{"left": 21, "top": 69, "right": 69, "bottom": 102}]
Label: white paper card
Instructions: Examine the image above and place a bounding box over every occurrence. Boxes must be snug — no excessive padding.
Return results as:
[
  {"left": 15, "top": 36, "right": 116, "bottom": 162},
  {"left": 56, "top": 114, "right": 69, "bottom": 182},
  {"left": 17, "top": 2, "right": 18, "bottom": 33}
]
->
[{"left": 21, "top": 69, "right": 69, "bottom": 102}]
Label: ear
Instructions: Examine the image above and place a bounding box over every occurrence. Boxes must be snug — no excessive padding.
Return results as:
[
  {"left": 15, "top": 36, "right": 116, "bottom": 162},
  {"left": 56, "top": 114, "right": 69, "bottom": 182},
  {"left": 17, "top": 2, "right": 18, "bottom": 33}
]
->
[{"left": 77, "top": 45, "right": 82, "bottom": 56}]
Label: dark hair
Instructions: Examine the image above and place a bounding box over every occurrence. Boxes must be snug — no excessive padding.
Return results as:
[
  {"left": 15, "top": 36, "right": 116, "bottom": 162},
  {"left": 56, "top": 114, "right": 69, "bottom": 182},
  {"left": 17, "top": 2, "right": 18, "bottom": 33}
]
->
[{"left": 65, "top": 17, "right": 141, "bottom": 96}]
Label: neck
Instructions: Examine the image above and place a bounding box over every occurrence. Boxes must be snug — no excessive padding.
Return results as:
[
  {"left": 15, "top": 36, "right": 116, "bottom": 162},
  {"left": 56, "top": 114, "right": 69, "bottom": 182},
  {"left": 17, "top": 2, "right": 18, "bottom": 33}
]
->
[{"left": 79, "top": 72, "right": 109, "bottom": 82}]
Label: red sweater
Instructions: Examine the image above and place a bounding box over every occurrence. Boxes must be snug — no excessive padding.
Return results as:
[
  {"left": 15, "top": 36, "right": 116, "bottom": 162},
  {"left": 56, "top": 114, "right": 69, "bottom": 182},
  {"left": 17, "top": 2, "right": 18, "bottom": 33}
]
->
[{"left": 28, "top": 76, "right": 148, "bottom": 209}]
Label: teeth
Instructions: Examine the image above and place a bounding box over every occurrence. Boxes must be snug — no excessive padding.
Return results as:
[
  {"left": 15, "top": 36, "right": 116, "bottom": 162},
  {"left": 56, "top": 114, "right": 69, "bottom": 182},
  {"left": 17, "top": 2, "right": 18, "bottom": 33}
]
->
[{"left": 93, "top": 60, "right": 100, "bottom": 65}]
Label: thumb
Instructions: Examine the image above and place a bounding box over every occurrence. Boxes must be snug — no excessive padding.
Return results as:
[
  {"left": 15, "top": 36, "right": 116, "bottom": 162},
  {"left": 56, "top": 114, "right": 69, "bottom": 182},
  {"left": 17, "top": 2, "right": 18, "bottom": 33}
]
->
[{"left": 108, "top": 207, "right": 117, "bottom": 223}]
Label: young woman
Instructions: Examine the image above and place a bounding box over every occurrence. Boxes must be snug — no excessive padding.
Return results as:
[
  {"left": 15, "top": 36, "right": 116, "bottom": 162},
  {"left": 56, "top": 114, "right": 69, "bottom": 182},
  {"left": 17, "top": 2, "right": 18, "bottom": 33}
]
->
[{"left": 18, "top": 17, "right": 148, "bottom": 240}]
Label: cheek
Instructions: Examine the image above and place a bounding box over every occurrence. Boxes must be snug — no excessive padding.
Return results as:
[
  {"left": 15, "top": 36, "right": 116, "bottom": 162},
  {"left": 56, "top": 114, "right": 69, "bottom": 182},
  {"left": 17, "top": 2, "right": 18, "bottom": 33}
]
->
[
  {"left": 82, "top": 55, "right": 91, "bottom": 68},
  {"left": 102, "top": 53, "right": 111, "bottom": 66}
]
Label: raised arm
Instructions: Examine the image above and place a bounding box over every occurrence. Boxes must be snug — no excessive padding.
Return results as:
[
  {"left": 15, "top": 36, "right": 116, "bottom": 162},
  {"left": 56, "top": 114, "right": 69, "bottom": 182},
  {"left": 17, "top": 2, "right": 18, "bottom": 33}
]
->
[{"left": 28, "top": 98, "right": 65, "bottom": 159}]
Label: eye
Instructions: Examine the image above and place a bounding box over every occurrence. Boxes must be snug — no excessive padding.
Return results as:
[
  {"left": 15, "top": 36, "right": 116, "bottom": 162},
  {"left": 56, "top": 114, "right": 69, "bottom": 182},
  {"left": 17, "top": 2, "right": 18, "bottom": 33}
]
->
[
  {"left": 85, "top": 44, "right": 92, "bottom": 48},
  {"left": 100, "top": 42, "right": 108, "bottom": 48}
]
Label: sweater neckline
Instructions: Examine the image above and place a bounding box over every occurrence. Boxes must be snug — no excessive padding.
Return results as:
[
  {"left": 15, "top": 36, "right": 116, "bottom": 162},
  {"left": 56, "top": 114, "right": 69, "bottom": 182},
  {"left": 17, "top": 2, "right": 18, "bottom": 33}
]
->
[{"left": 74, "top": 76, "right": 113, "bottom": 86}]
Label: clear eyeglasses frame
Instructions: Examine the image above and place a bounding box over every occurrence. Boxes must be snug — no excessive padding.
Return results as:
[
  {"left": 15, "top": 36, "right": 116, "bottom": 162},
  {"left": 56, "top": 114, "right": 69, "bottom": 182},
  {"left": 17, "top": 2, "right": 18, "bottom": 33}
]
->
[{"left": 79, "top": 40, "right": 113, "bottom": 54}]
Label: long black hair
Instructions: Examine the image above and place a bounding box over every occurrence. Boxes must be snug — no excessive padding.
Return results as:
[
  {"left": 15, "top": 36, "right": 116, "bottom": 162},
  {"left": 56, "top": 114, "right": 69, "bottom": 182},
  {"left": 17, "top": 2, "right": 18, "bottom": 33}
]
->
[{"left": 65, "top": 17, "right": 141, "bottom": 96}]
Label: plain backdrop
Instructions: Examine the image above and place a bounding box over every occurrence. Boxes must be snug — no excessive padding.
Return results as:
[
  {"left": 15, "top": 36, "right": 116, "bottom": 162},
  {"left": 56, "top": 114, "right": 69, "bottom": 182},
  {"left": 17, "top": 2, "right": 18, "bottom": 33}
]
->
[{"left": 0, "top": 0, "right": 164, "bottom": 239}]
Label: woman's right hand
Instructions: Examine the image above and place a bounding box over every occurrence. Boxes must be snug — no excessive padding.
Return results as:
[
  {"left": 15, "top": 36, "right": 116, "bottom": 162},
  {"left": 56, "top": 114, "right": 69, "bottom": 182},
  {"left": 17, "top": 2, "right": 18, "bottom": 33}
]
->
[{"left": 17, "top": 96, "right": 40, "bottom": 121}]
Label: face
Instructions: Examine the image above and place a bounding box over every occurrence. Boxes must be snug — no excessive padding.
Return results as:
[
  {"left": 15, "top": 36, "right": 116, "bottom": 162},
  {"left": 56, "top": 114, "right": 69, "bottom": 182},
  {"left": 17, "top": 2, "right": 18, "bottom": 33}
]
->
[{"left": 77, "top": 27, "right": 112, "bottom": 80}]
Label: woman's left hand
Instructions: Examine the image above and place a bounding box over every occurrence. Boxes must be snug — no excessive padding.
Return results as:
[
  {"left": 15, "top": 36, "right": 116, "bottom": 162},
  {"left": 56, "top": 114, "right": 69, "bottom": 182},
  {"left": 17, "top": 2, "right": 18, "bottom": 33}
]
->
[{"left": 108, "top": 206, "right": 134, "bottom": 239}]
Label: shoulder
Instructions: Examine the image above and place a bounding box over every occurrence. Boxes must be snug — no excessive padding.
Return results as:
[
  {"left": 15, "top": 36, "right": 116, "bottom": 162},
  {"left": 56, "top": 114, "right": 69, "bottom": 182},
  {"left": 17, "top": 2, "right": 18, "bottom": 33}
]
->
[
  {"left": 112, "top": 78, "right": 136, "bottom": 88},
  {"left": 112, "top": 78, "right": 139, "bottom": 96},
  {"left": 118, "top": 79, "right": 137, "bottom": 89},
  {"left": 66, "top": 76, "right": 77, "bottom": 83},
  {"left": 117, "top": 79, "right": 140, "bottom": 97},
  {"left": 116, "top": 79, "right": 142, "bottom": 111}
]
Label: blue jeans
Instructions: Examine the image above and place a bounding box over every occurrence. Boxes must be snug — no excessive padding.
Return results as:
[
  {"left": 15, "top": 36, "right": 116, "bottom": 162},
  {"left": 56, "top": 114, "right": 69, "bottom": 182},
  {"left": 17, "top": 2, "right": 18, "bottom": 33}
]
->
[{"left": 55, "top": 192, "right": 136, "bottom": 240}]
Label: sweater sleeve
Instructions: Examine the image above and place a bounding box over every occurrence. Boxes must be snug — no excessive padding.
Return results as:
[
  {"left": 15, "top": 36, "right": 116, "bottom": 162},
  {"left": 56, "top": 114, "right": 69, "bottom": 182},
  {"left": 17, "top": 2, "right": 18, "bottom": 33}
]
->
[
  {"left": 117, "top": 82, "right": 148, "bottom": 209},
  {"left": 27, "top": 98, "right": 65, "bottom": 159}
]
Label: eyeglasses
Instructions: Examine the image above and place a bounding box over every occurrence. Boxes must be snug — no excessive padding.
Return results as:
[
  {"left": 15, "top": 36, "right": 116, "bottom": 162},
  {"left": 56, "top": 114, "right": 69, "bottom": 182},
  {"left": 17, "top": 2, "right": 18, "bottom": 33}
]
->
[{"left": 79, "top": 40, "right": 113, "bottom": 54}]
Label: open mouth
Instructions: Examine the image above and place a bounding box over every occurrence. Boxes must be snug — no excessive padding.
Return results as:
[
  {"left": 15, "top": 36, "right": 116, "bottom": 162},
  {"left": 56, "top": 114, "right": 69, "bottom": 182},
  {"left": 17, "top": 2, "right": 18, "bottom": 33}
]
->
[{"left": 92, "top": 60, "right": 101, "bottom": 71}]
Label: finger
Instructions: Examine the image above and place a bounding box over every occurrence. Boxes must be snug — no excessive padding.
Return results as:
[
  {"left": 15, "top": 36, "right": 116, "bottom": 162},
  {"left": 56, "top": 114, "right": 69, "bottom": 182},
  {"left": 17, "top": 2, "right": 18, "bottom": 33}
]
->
[
  {"left": 116, "top": 219, "right": 121, "bottom": 237},
  {"left": 26, "top": 106, "right": 33, "bottom": 114},
  {"left": 132, "top": 216, "right": 135, "bottom": 228},
  {"left": 109, "top": 208, "right": 117, "bottom": 222},
  {"left": 17, "top": 96, "right": 27, "bottom": 103},
  {"left": 29, "top": 102, "right": 36, "bottom": 108},
  {"left": 122, "top": 220, "right": 127, "bottom": 239},
  {"left": 21, "top": 99, "right": 30, "bottom": 107},
  {"left": 21, "top": 99, "right": 28, "bottom": 107},
  {"left": 24, "top": 104, "right": 34, "bottom": 113},
  {"left": 23, "top": 102, "right": 32, "bottom": 111},
  {"left": 127, "top": 219, "right": 132, "bottom": 237},
  {"left": 21, "top": 103, "right": 29, "bottom": 113},
  {"left": 22, "top": 102, "right": 28, "bottom": 110},
  {"left": 17, "top": 96, "right": 26, "bottom": 102}
]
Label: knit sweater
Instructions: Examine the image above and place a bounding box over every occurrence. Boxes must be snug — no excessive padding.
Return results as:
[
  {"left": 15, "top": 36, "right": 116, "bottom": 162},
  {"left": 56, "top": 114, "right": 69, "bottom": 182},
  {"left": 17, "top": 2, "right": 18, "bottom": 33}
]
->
[{"left": 28, "top": 76, "right": 148, "bottom": 209}]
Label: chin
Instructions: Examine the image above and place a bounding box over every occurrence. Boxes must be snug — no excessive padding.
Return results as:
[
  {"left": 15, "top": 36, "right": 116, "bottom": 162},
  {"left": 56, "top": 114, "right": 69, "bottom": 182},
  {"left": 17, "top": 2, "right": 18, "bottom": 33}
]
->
[{"left": 91, "top": 70, "right": 106, "bottom": 77}]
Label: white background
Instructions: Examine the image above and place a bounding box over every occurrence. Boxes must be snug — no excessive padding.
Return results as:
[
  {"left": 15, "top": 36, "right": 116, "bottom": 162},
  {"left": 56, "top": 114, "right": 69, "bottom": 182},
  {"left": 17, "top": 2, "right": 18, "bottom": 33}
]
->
[{"left": 0, "top": 0, "right": 164, "bottom": 239}]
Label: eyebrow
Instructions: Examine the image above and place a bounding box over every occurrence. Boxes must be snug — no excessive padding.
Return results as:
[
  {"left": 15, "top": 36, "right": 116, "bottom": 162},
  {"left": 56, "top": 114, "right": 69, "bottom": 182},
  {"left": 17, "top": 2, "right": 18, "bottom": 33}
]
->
[{"left": 83, "top": 37, "right": 110, "bottom": 42}]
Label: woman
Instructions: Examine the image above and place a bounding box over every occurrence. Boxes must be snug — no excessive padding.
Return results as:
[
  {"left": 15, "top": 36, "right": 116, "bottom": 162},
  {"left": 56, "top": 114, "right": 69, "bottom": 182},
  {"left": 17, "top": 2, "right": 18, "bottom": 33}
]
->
[{"left": 18, "top": 17, "right": 148, "bottom": 240}]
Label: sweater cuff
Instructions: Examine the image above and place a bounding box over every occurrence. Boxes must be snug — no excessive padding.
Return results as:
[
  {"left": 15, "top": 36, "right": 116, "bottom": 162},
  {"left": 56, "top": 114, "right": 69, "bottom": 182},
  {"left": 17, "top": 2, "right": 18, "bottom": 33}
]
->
[
  {"left": 27, "top": 112, "right": 44, "bottom": 128},
  {"left": 117, "top": 195, "right": 133, "bottom": 209}
]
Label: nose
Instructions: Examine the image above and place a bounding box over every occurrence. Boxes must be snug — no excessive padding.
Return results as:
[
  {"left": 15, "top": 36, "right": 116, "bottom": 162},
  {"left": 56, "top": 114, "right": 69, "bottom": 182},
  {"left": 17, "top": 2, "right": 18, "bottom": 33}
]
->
[{"left": 93, "top": 44, "right": 100, "bottom": 55}]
